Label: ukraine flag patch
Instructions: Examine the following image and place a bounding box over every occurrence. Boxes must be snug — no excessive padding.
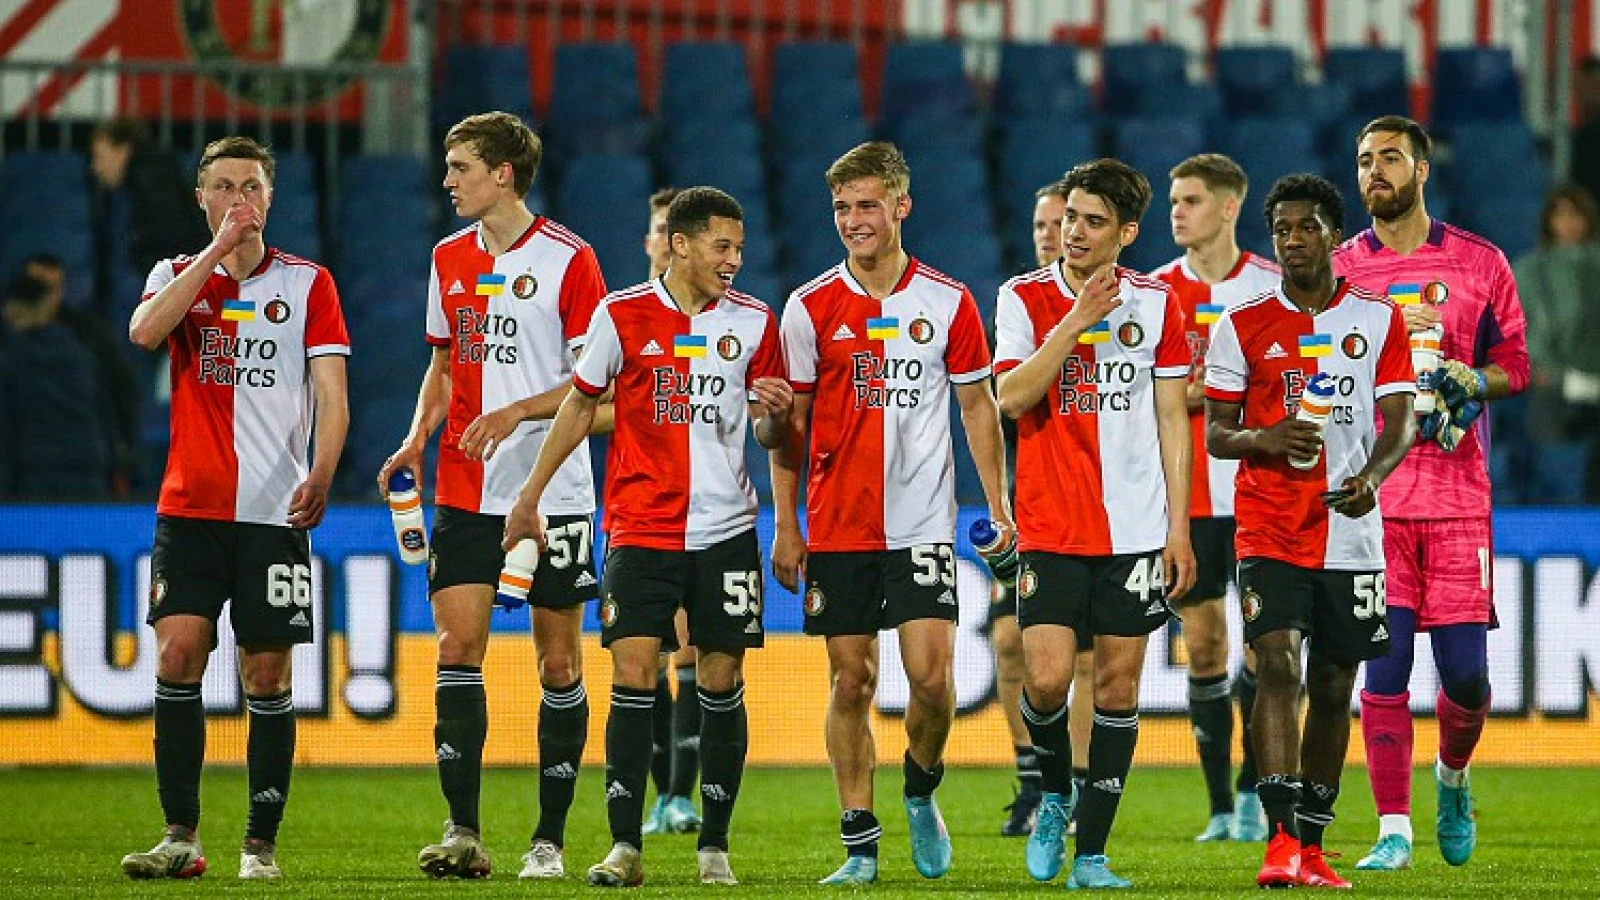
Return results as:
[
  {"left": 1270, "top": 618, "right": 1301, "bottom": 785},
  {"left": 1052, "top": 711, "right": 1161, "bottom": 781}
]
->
[
  {"left": 674, "top": 334, "right": 708, "bottom": 358},
  {"left": 221, "top": 299, "right": 256, "bottom": 322},
  {"left": 867, "top": 317, "right": 899, "bottom": 340},
  {"left": 1387, "top": 283, "right": 1422, "bottom": 306},
  {"left": 1196, "top": 304, "right": 1224, "bottom": 325},
  {"left": 476, "top": 273, "right": 506, "bottom": 296},
  {"left": 1298, "top": 334, "right": 1333, "bottom": 357},
  {"left": 1078, "top": 321, "right": 1111, "bottom": 344}
]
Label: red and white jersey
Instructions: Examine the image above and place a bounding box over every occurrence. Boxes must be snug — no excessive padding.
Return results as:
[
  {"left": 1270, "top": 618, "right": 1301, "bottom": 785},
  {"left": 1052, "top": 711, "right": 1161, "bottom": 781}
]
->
[
  {"left": 781, "top": 260, "right": 992, "bottom": 552},
  {"left": 995, "top": 264, "right": 1190, "bottom": 556},
  {"left": 426, "top": 218, "right": 606, "bottom": 517},
  {"left": 1333, "top": 219, "right": 1531, "bottom": 520},
  {"left": 1204, "top": 280, "right": 1416, "bottom": 570},
  {"left": 574, "top": 279, "right": 783, "bottom": 551},
  {"left": 1153, "top": 251, "right": 1281, "bottom": 519},
  {"left": 143, "top": 249, "right": 350, "bottom": 526}
]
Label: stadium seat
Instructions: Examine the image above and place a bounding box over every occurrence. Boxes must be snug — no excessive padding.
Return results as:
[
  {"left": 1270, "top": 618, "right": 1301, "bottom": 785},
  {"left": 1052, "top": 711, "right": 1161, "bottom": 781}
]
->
[
  {"left": 668, "top": 153, "right": 766, "bottom": 209},
  {"left": 1445, "top": 121, "right": 1541, "bottom": 197},
  {"left": 1323, "top": 47, "right": 1409, "bottom": 119},
  {"left": 1101, "top": 42, "right": 1188, "bottom": 118},
  {"left": 1433, "top": 48, "right": 1522, "bottom": 125},
  {"left": 0, "top": 151, "right": 86, "bottom": 199},
  {"left": 341, "top": 154, "right": 429, "bottom": 195},
  {"left": 995, "top": 43, "right": 1087, "bottom": 120},
  {"left": 661, "top": 42, "right": 753, "bottom": 124},
  {"left": 881, "top": 41, "right": 974, "bottom": 132},
  {"left": 1112, "top": 118, "right": 1208, "bottom": 271},
  {"left": 887, "top": 113, "right": 983, "bottom": 158},
  {"left": 1223, "top": 118, "right": 1316, "bottom": 164},
  {"left": 548, "top": 43, "right": 646, "bottom": 157},
  {"left": 435, "top": 45, "right": 535, "bottom": 131},
  {"left": 997, "top": 118, "right": 1098, "bottom": 268},
  {"left": 1459, "top": 193, "right": 1541, "bottom": 260},
  {"left": 1214, "top": 47, "right": 1299, "bottom": 118},
  {"left": 770, "top": 43, "right": 864, "bottom": 156}
]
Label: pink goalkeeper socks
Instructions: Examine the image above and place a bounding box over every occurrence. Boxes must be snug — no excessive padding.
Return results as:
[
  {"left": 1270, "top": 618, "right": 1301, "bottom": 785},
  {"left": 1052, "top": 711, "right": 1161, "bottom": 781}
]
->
[
  {"left": 1437, "top": 688, "right": 1490, "bottom": 771},
  {"left": 1361, "top": 690, "right": 1414, "bottom": 815}
]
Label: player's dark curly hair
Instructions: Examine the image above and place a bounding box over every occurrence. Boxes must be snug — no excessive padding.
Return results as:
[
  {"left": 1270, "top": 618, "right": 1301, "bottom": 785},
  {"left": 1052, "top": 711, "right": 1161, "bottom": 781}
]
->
[
  {"left": 1062, "top": 158, "right": 1152, "bottom": 226},
  {"left": 1262, "top": 173, "right": 1344, "bottom": 235},
  {"left": 666, "top": 186, "right": 744, "bottom": 241}
]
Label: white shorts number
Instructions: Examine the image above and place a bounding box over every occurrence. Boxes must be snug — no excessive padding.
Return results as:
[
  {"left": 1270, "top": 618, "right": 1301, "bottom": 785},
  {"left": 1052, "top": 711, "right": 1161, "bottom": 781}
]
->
[
  {"left": 1123, "top": 554, "right": 1165, "bottom": 601},
  {"left": 911, "top": 544, "right": 956, "bottom": 588},
  {"left": 1353, "top": 573, "right": 1387, "bottom": 620},
  {"left": 723, "top": 571, "right": 762, "bottom": 617},
  {"left": 266, "top": 563, "right": 312, "bottom": 608},
  {"left": 544, "top": 519, "right": 592, "bottom": 570}
]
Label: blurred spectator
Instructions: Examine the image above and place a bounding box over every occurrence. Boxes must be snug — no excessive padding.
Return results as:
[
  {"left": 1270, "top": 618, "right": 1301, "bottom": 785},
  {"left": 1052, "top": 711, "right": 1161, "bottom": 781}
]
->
[
  {"left": 1573, "top": 56, "right": 1600, "bottom": 211},
  {"left": 89, "top": 116, "right": 209, "bottom": 309},
  {"left": 0, "top": 272, "right": 118, "bottom": 498},
  {"left": 1512, "top": 183, "right": 1600, "bottom": 501}
]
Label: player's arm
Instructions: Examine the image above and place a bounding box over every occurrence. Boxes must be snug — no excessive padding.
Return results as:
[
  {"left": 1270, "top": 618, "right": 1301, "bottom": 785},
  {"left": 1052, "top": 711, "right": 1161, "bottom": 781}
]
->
[
  {"left": 1205, "top": 398, "right": 1322, "bottom": 462},
  {"left": 288, "top": 354, "right": 349, "bottom": 529},
  {"left": 749, "top": 377, "right": 795, "bottom": 450},
  {"left": 504, "top": 386, "right": 600, "bottom": 551},
  {"left": 459, "top": 382, "right": 617, "bottom": 461},
  {"left": 956, "top": 379, "right": 1015, "bottom": 533},
  {"left": 769, "top": 391, "right": 810, "bottom": 592},
  {"left": 1327, "top": 392, "right": 1416, "bottom": 518},
  {"left": 1154, "top": 375, "right": 1196, "bottom": 599},
  {"left": 377, "top": 345, "right": 451, "bottom": 496},
  {"left": 129, "top": 204, "right": 259, "bottom": 349},
  {"left": 997, "top": 267, "right": 1121, "bottom": 417}
]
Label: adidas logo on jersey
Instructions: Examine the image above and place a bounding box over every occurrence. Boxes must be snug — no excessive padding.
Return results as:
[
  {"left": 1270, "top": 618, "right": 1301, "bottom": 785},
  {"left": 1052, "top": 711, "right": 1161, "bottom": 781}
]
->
[
  {"left": 606, "top": 780, "right": 632, "bottom": 800},
  {"left": 250, "top": 787, "right": 285, "bottom": 804},
  {"left": 289, "top": 611, "right": 309, "bottom": 627},
  {"left": 1372, "top": 624, "right": 1389, "bottom": 642},
  {"left": 642, "top": 339, "right": 664, "bottom": 356},
  {"left": 1265, "top": 342, "right": 1288, "bottom": 360},
  {"left": 701, "top": 784, "right": 731, "bottom": 803},
  {"left": 448, "top": 279, "right": 466, "bottom": 295},
  {"left": 832, "top": 324, "right": 856, "bottom": 341},
  {"left": 745, "top": 619, "right": 762, "bottom": 634},
  {"left": 542, "top": 762, "right": 578, "bottom": 779},
  {"left": 574, "top": 570, "right": 596, "bottom": 588},
  {"left": 436, "top": 742, "right": 461, "bottom": 761},
  {"left": 192, "top": 299, "right": 213, "bottom": 315},
  {"left": 1092, "top": 778, "right": 1124, "bottom": 794}
]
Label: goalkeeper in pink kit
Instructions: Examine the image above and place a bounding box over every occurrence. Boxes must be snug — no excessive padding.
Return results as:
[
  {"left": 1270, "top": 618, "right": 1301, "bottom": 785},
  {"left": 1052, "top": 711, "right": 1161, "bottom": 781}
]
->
[{"left": 1331, "top": 116, "right": 1530, "bottom": 871}]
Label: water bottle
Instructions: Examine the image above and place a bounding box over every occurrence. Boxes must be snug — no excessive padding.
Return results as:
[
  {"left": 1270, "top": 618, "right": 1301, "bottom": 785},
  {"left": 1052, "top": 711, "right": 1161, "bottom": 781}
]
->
[
  {"left": 1289, "top": 372, "right": 1336, "bottom": 471},
  {"left": 969, "top": 518, "right": 1019, "bottom": 587},
  {"left": 1410, "top": 323, "right": 1444, "bottom": 414},
  {"left": 387, "top": 468, "right": 428, "bottom": 565},
  {"left": 495, "top": 538, "right": 541, "bottom": 611}
]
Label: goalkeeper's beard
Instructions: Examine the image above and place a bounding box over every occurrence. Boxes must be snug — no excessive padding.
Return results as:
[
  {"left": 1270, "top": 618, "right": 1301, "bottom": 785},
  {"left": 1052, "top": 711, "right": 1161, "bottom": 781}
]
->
[{"left": 1364, "top": 178, "right": 1420, "bottom": 222}]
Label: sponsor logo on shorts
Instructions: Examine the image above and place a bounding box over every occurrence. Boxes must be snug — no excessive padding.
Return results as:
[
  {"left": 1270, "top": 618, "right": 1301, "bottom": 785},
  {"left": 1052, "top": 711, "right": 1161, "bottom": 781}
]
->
[
  {"left": 1372, "top": 624, "right": 1389, "bottom": 642},
  {"left": 803, "top": 587, "right": 826, "bottom": 616},
  {"left": 1241, "top": 588, "right": 1262, "bottom": 622},
  {"left": 600, "top": 597, "right": 619, "bottom": 628},
  {"left": 573, "top": 570, "right": 597, "bottom": 588},
  {"left": 936, "top": 588, "right": 956, "bottom": 606},
  {"left": 149, "top": 575, "right": 168, "bottom": 609},
  {"left": 289, "top": 611, "right": 309, "bottom": 627},
  {"left": 1342, "top": 331, "right": 1369, "bottom": 360},
  {"left": 1018, "top": 566, "right": 1039, "bottom": 599},
  {"left": 717, "top": 333, "right": 743, "bottom": 361},
  {"left": 744, "top": 619, "right": 762, "bottom": 634},
  {"left": 908, "top": 317, "right": 935, "bottom": 345}
]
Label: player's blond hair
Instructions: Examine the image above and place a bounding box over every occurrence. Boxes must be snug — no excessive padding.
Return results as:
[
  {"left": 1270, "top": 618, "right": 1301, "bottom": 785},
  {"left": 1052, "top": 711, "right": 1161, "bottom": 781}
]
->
[
  {"left": 1171, "top": 153, "right": 1249, "bottom": 200},
  {"left": 197, "top": 136, "right": 275, "bottom": 187},
  {"left": 826, "top": 141, "right": 910, "bottom": 198},
  {"left": 445, "top": 112, "right": 542, "bottom": 198}
]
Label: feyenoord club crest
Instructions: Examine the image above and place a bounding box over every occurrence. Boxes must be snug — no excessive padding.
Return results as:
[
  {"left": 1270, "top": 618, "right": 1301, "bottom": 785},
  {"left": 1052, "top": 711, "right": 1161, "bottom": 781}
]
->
[
  {"left": 1241, "top": 589, "right": 1262, "bottom": 622},
  {"left": 600, "top": 597, "right": 620, "bottom": 628},
  {"left": 178, "top": 0, "right": 390, "bottom": 108},
  {"left": 803, "top": 587, "right": 826, "bottom": 616},
  {"left": 1117, "top": 319, "right": 1145, "bottom": 349},
  {"left": 1018, "top": 566, "right": 1039, "bottom": 599},
  {"left": 264, "top": 298, "right": 291, "bottom": 324},
  {"left": 149, "top": 576, "right": 168, "bottom": 609},
  {"left": 908, "top": 317, "right": 935, "bottom": 345},
  {"left": 717, "top": 333, "right": 743, "bottom": 361},
  {"left": 1342, "top": 331, "right": 1369, "bottom": 359},
  {"left": 512, "top": 274, "right": 538, "bottom": 299},
  {"left": 1423, "top": 281, "right": 1449, "bottom": 304}
]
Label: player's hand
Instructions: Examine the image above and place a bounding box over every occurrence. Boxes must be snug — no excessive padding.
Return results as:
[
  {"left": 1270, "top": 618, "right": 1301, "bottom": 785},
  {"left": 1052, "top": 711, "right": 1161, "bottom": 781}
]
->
[
  {"left": 1061, "top": 266, "right": 1122, "bottom": 335},
  {"left": 1328, "top": 475, "right": 1376, "bottom": 518},
  {"left": 1185, "top": 364, "right": 1207, "bottom": 407},
  {"left": 750, "top": 376, "right": 794, "bottom": 425},
  {"left": 1163, "top": 530, "right": 1197, "bottom": 602},
  {"left": 1256, "top": 416, "right": 1323, "bottom": 464},
  {"left": 287, "top": 475, "right": 331, "bottom": 529},
  {"left": 460, "top": 405, "right": 523, "bottom": 461},
  {"left": 211, "top": 202, "right": 263, "bottom": 256},
  {"left": 771, "top": 525, "right": 807, "bottom": 593},
  {"left": 502, "top": 493, "right": 548, "bottom": 553},
  {"left": 377, "top": 442, "right": 424, "bottom": 500},
  {"left": 1425, "top": 359, "right": 1487, "bottom": 406},
  {"left": 1401, "top": 303, "right": 1442, "bottom": 333}
]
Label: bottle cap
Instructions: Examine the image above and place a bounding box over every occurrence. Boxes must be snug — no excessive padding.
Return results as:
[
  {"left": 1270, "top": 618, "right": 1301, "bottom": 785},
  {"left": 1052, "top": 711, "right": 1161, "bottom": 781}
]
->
[
  {"left": 1305, "top": 372, "right": 1336, "bottom": 399},
  {"left": 387, "top": 468, "right": 416, "bottom": 494},
  {"left": 969, "top": 518, "right": 997, "bottom": 547}
]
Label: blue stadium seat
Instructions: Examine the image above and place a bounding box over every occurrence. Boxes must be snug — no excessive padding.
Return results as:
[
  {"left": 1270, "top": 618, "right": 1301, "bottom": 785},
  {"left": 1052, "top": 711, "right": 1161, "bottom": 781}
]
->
[
  {"left": 666, "top": 118, "right": 760, "bottom": 161},
  {"left": 881, "top": 41, "right": 974, "bottom": 132},
  {"left": 1214, "top": 47, "right": 1299, "bottom": 118},
  {"left": 435, "top": 45, "right": 536, "bottom": 131},
  {"left": 887, "top": 113, "right": 983, "bottom": 158},
  {"left": 1101, "top": 42, "right": 1188, "bottom": 118},
  {"left": 548, "top": 43, "right": 645, "bottom": 157},
  {"left": 1133, "top": 82, "right": 1221, "bottom": 121},
  {"left": 995, "top": 43, "right": 1085, "bottom": 120},
  {"left": 1112, "top": 119, "right": 1209, "bottom": 272},
  {"left": 771, "top": 43, "right": 864, "bottom": 156},
  {"left": 0, "top": 151, "right": 86, "bottom": 198},
  {"left": 1223, "top": 118, "right": 1317, "bottom": 167},
  {"left": 341, "top": 154, "right": 429, "bottom": 195},
  {"left": 1459, "top": 193, "right": 1541, "bottom": 261},
  {"left": 1323, "top": 47, "right": 1409, "bottom": 119},
  {"left": 997, "top": 118, "right": 1097, "bottom": 268},
  {"left": 558, "top": 154, "right": 652, "bottom": 290},
  {"left": 661, "top": 42, "right": 753, "bottom": 124},
  {"left": 1433, "top": 48, "right": 1521, "bottom": 125},
  {"left": 774, "top": 41, "right": 859, "bottom": 89},
  {"left": 669, "top": 154, "right": 766, "bottom": 208},
  {"left": 1445, "top": 122, "right": 1540, "bottom": 196}
]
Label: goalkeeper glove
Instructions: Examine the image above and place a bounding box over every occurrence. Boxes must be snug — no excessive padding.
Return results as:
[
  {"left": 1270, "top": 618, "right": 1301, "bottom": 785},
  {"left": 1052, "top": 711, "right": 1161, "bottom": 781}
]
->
[{"left": 1426, "top": 359, "right": 1487, "bottom": 408}]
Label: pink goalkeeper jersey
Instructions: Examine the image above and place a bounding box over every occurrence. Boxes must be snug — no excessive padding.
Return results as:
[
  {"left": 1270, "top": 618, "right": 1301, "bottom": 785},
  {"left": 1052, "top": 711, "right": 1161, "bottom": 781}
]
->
[{"left": 1332, "top": 220, "right": 1530, "bottom": 520}]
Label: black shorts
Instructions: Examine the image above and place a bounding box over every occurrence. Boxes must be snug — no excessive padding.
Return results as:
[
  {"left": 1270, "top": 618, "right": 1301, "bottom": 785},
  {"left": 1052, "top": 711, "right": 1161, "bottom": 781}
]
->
[
  {"left": 600, "top": 529, "right": 763, "bottom": 652},
  {"left": 146, "top": 515, "right": 314, "bottom": 646},
  {"left": 984, "top": 581, "right": 1093, "bottom": 651},
  {"left": 1177, "top": 516, "right": 1236, "bottom": 605},
  {"left": 1237, "top": 557, "right": 1391, "bottom": 665},
  {"left": 428, "top": 506, "right": 598, "bottom": 609},
  {"left": 802, "top": 545, "right": 960, "bottom": 637},
  {"left": 1016, "top": 549, "right": 1172, "bottom": 638}
]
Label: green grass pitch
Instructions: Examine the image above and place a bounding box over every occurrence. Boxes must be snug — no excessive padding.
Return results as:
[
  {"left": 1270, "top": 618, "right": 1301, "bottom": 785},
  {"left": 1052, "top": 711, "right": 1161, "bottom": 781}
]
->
[{"left": 0, "top": 766, "right": 1593, "bottom": 897}]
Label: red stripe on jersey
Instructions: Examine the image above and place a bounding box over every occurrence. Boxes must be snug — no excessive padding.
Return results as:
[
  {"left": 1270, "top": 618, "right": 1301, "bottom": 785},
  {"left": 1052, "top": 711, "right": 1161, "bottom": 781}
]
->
[
  {"left": 802, "top": 294, "right": 889, "bottom": 548},
  {"left": 161, "top": 285, "right": 240, "bottom": 520}
]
